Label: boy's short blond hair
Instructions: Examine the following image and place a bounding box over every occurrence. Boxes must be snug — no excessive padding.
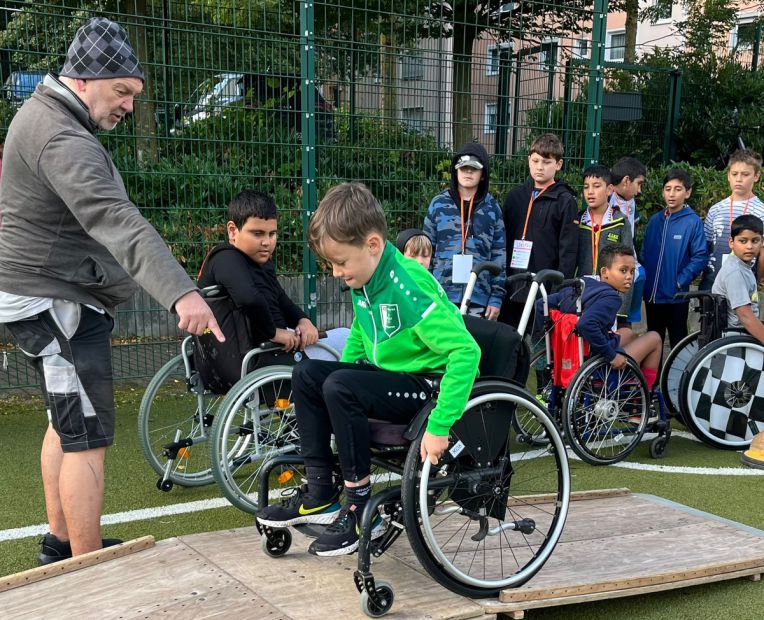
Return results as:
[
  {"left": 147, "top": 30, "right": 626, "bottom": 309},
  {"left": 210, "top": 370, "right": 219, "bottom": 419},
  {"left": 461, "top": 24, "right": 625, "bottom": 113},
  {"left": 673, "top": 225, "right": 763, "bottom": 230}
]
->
[
  {"left": 529, "top": 133, "right": 564, "bottom": 161},
  {"left": 728, "top": 149, "right": 763, "bottom": 175},
  {"left": 308, "top": 182, "right": 387, "bottom": 254},
  {"left": 405, "top": 234, "right": 432, "bottom": 257}
]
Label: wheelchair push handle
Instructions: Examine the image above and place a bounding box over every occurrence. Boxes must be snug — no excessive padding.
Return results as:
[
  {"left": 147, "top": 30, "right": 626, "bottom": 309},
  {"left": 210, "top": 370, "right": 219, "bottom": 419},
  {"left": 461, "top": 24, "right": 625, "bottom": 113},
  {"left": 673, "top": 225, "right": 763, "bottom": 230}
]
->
[
  {"left": 534, "top": 269, "right": 564, "bottom": 287},
  {"left": 675, "top": 291, "right": 724, "bottom": 302},
  {"left": 459, "top": 262, "right": 501, "bottom": 315},
  {"left": 199, "top": 284, "right": 227, "bottom": 299}
]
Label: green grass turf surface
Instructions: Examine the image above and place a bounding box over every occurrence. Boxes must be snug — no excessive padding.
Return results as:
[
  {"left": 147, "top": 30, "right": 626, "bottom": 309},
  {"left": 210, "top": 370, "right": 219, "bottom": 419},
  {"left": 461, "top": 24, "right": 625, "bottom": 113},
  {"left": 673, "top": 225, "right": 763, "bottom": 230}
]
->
[{"left": 0, "top": 388, "right": 762, "bottom": 618}]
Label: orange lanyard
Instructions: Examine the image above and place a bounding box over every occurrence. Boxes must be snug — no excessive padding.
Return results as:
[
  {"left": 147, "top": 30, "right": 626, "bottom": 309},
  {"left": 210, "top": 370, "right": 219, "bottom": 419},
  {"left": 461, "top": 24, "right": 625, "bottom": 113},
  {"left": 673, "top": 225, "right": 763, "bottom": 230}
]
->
[
  {"left": 730, "top": 195, "right": 752, "bottom": 228},
  {"left": 522, "top": 187, "right": 548, "bottom": 240},
  {"left": 613, "top": 193, "right": 630, "bottom": 220},
  {"left": 588, "top": 207, "right": 610, "bottom": 273},
  {"left": 460, "top": 196, "right": 475, "bottom": 253}
]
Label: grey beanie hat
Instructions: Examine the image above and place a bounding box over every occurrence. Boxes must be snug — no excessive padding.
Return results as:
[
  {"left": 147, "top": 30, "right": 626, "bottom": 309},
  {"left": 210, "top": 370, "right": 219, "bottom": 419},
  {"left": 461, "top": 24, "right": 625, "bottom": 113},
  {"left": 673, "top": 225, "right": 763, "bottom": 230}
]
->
[{"left": 60, "top": 17, "right": 144, "bottom": 81}]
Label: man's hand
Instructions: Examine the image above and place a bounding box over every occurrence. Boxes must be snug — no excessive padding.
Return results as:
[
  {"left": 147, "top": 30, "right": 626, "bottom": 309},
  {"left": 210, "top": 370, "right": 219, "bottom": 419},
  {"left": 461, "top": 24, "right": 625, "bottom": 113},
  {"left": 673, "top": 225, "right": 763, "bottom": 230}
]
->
[
  {"left": 271, "top": 328, "right": 300, "bottom": 352},
  {"left": 610, "top": 352, "right": 626, "bottom": 369},
  {"left": 175, "top": 291, "right": 224, "bottom": 342},
  {"left": 295, "top": 318, "right": 319, "bottom": 349},
  {"left": 420, "top": 431, "right": 450, "bottom": 465},
  {"left": 484, "top": 305, "right": 501, "bottom": 321}
]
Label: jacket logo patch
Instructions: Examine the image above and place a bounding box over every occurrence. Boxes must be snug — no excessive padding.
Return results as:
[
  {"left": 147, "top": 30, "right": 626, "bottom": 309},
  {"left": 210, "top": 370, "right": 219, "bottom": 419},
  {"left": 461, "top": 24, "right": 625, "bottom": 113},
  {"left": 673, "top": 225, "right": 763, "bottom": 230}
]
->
[
  {"left": 673, "top": 235, "right": 682, "bottom": 240},
  {"left": 606, "top": 233, "right": 619, "bottom": 241},
  {"left": 379, "top": 304, "right": 401, "bottom": 336}
]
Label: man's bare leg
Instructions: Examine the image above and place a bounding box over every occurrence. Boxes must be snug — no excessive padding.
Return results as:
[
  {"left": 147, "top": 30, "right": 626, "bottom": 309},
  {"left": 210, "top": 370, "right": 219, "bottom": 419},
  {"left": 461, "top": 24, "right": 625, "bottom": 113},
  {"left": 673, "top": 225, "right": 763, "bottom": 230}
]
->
[
  {"left": 40, "top": 425, "right": 67, "bottom": 541},
  {"left": 59, "top": 445, "right": 106, "bottom": 555}
]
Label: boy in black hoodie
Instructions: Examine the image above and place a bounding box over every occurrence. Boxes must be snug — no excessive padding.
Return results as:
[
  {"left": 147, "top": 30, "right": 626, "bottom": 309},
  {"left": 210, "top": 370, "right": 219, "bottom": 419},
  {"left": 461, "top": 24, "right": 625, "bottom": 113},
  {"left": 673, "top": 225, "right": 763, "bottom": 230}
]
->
[
  {"left": 499, "top": 133, "right": 579, "bottom": 328},
  {"left": 423, "top": 142, "right": 506, "bottom": 319}
]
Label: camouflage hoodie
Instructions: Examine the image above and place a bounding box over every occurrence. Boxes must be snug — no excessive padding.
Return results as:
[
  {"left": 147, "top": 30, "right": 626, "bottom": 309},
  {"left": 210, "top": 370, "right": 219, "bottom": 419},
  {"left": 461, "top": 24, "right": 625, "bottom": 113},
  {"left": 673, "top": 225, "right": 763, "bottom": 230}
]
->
[
  {"left": 341, "top": 242, "right": 480, "bottom": 435},
  {"left": 423, "top": 143, "right": 506, "bottom": 308}
]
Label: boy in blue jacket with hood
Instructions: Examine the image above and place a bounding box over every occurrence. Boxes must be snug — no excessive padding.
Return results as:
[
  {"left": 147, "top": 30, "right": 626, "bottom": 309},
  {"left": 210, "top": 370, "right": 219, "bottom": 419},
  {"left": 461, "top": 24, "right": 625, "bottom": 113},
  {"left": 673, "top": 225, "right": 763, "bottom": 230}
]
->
[
  {"left": 423, "top": 142, "right": 506, "bottom": 319},
  {"left": 641, "top": 169, "right": 708, "bottom": 349},
  {"left": 539, "top": 244, "right": 662, "bottom": 390}
]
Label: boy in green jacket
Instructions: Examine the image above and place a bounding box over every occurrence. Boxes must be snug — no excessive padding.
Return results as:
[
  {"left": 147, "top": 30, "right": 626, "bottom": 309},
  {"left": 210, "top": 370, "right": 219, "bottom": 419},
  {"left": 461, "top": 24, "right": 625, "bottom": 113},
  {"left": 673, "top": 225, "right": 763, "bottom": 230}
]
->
[{"left": 257, "top": 182, "right": 481, "bottom": 556}]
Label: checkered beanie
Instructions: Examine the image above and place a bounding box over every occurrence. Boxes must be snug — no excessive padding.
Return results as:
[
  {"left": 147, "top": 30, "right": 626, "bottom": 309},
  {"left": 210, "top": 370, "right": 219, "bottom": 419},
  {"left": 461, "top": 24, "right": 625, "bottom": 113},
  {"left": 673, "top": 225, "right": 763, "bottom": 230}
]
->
[{"left": 60, "top": 17, "right": 144, "bottom": 81}]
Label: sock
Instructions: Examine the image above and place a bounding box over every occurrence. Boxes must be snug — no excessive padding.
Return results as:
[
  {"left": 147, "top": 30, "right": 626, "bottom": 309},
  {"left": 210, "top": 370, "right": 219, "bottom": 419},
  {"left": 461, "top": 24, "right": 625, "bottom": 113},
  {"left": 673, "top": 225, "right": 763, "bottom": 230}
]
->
[
  {"left": 305, "top": 466, "right": 337, "bottom": 503},
  {"left": 642, "top": 367, "right": 658, "bottom": 391},
  {"left": 345, "top": 481, "right": 372, "bottom": 514}
]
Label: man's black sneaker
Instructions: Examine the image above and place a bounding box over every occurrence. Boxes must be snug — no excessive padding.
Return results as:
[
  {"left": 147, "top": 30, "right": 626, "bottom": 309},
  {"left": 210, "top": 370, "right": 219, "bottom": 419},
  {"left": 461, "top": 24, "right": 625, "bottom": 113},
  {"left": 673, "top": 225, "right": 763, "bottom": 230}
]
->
[
  {"left": 37, "top": 533, "right": 123, "bottom": 565},
  {"left": 256, "top": 486, "right": 341, "bottom": 528},
  {"left": 308, "top": 507, "right": 386, "bottom": 557}
]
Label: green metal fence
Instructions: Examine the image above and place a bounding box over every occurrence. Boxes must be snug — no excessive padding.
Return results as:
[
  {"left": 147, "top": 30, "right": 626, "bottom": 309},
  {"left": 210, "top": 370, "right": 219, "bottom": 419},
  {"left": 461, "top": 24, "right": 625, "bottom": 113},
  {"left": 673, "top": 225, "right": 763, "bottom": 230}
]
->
[{"left": 0, "top": 0, "right": 680, "bottom": 392}]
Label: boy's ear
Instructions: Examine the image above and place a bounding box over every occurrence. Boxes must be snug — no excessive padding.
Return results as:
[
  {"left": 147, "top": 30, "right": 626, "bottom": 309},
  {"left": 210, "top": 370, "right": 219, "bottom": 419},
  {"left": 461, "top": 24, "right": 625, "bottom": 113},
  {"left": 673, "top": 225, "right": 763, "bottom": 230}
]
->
[
  {"left": 555, "top": 159, "right": 563, "bottom": 171},
  {"left": 226, "top": 221, "right": 239, "bottom": 242},
  {"left": 729, "top": 237, "right": 735, "bottom": 251},
  {"left": 686, "top": 187, "right": 693, "bottom": 198},
  {"left": 367, "top": 232, "right": 385, "bottom": 255}
]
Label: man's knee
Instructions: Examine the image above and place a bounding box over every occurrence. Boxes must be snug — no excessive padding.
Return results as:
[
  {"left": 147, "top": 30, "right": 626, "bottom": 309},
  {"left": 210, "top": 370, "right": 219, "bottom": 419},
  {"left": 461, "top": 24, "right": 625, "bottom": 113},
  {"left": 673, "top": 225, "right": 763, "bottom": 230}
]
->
[
  {"left": 292, "top": 358, "right": 330, "bottom": 391},
  {"left": 322, "top": 370, "right": 356, "bottom": 405}
]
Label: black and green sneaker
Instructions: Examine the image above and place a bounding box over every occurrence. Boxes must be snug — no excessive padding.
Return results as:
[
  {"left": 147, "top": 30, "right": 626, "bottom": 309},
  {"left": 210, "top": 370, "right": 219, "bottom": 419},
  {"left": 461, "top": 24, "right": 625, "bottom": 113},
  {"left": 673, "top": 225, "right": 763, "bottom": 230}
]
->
[
  {"left": 308, "top": 507, "right": 386, "bottom": 557},
  {"left": 256, "top": 486, "right": 341, "bottom": 528}
]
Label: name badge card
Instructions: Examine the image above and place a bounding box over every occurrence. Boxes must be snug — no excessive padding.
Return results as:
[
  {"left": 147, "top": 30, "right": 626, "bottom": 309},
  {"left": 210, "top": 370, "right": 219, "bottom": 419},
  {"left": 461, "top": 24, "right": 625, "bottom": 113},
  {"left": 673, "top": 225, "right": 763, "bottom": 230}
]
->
[
  {"left": 510, "top": 239, "right": 533, "bottom": 270},
  {"left": 452, "top": 254, "right": 473, "bottom": 284}
]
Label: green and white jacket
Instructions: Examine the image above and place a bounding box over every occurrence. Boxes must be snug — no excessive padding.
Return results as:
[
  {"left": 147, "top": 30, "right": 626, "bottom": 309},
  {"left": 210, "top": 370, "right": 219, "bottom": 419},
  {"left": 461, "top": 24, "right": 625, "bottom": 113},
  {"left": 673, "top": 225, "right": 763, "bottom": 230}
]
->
[{"left": 341, "top": 242, "right": 481, "bottom": 436}]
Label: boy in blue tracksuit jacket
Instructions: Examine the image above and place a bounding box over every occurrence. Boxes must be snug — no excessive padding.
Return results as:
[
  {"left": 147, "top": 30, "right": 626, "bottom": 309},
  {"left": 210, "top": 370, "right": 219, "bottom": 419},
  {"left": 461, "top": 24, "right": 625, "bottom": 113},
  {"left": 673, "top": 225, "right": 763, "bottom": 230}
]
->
[
  {"left": 641, "top": 169, "right": 708, "bottom": 348},
  {"left": 423, "top": 142, "right": 506, "bottom": 319},
  {"left": 536, "top": 244, "right": 662, "bottom": 389}
]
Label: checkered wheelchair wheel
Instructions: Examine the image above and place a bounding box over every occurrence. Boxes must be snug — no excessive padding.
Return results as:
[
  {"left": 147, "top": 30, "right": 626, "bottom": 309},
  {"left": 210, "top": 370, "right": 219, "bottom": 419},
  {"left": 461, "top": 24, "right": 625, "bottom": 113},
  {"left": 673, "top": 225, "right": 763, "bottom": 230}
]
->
[
  {"left": 659, "top": 331, "right": 700, "bottom": 420},
  {"left": 678, "top": 335, "right": 764, "bottom": 450}
]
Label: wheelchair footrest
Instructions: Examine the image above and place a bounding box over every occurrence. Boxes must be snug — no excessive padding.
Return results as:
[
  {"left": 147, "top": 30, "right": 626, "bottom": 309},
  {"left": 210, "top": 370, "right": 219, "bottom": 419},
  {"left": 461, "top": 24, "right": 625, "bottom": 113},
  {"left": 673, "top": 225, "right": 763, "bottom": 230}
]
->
[{"left": 371, "top": 518, "right": 404, "bottom": 557}]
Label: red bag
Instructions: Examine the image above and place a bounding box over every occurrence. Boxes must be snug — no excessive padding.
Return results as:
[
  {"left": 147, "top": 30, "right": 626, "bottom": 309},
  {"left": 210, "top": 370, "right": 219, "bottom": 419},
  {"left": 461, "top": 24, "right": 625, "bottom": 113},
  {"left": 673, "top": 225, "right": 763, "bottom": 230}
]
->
[{"left": 549, "top": 309, "right": 589, "bottom": 388}]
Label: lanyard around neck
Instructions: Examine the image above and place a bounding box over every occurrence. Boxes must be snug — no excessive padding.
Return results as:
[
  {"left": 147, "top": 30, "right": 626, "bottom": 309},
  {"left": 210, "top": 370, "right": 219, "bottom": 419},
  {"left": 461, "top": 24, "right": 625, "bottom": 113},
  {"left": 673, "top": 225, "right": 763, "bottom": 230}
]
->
[
  {"left": 522, "top": 186, "right": 549, "bottom": 240},
  {"left": 730, "top": 194, "right": 752, "bottom": 227},
  {"left": 613, "top": 193, "right": 631, "bottom": 220},
  {"left": 460, "top": 195, "right": 475, "bottom": 253},
  {"left": 587, "top": 207, "right": 611, "bottom": 273}
]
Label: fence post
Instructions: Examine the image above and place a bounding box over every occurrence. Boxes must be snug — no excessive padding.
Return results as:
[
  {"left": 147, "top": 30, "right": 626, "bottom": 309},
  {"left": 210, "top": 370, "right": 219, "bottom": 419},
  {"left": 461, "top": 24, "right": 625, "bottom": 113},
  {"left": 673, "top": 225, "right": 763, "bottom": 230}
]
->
[
  {"left": 495, "top": 47, "right": 512, "bottom": 157},
  {"left": 562, "top": 59, "right": 573, "bottom": 170},
  {"left": 584, "top": 0, "right": 608, "bottom": 165},
  {"left": 752, "top": 22, "right": 762, "bottom": 73},
  {"left": 300, "top": 1, "right": 318, "bottom": 322},
  {"left": 663, "top": 69, "right": 682, "bottom": 164}
]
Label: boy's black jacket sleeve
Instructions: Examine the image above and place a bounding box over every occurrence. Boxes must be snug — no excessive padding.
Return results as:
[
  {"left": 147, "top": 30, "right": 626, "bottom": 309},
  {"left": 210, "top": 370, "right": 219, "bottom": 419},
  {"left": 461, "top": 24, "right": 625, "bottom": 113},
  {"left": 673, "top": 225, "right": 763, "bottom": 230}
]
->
[{"left": 557, "top": 190, "right": 580, "bottom": 278}]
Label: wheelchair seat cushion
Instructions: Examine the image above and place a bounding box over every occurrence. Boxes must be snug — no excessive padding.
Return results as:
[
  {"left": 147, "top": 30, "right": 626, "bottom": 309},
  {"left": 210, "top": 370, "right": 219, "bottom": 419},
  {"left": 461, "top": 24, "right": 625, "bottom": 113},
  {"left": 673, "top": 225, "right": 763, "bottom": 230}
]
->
[
  {"left": 368, "top": 419, "right": 409, "bottom": 447},
  {"left": 463, "top": 315, "right": 529, "bottom": 385}
]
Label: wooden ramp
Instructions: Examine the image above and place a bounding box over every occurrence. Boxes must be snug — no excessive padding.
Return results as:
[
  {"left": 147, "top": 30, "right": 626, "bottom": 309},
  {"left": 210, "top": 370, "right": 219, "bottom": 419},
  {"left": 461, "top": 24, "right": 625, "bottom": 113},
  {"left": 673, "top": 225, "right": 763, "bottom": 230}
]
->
[{"left": 0, "top": 490, "right": 763, "bottom": 619}]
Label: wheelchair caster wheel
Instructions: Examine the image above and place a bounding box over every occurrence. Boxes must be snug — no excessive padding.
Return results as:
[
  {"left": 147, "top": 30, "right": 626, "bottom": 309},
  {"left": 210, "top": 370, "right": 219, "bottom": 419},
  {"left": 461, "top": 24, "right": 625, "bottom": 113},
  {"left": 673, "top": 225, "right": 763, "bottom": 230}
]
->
[
  {"left": 261, "top": 529, "right": 292, "bottom": 557},
  {"left": 156, "top": 478, "right": 173, "bottom": 492},
  {"left": 360, "top": 580, "right": 394, "bottom": 617},
  {"left": 649, "top": 437, "right": 667, "bottom": 459}
]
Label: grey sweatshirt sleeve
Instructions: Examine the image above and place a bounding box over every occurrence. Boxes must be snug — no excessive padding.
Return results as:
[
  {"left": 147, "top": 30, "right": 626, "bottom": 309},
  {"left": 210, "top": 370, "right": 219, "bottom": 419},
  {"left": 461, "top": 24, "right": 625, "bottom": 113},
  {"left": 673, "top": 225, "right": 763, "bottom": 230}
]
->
[{"left": 37, "top": 131, "right": 196, "bottom": 311}]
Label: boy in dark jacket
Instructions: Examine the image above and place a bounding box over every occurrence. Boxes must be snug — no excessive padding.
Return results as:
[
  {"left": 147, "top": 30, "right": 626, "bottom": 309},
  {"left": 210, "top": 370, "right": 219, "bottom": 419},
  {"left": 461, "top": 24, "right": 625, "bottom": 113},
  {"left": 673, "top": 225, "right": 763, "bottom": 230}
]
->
[
  {"left": 423, "top": 142, "right": 506, "bottom": 319},
  {"left": 500, "top": 133, "right": 579, "bottom": 328},
  {"left": 539, "top": 244, "right": 662, "bottom": 390},
  {"left": 641, "top": 169, "right": 708, "bottom": 348}
]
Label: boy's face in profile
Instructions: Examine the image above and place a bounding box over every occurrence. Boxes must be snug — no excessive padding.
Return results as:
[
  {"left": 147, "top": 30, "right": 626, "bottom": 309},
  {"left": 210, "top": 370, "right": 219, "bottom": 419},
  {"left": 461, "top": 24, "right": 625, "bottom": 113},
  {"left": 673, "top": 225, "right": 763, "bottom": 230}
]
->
[
  {"left": 404, "top": 248, "right": 432, "bottom": 270},
  {"left": 583, "top": 175, "right": 612, "bottom": 210},
  {"left": 617, "top": 175, "right": 645, "bottom": 200},
  {"left": 227, "top": 216, "right": 278, "bottom": 265},
  {"left": 527, "top": 152, "right": 563, "bottom": 188},
  {"left": 662, "top": 179, "right": 691, "bottom": 212},
  {"left": 728, "top": 162, "right": 761, "bottom": 199},
  {"left": 729, "top": 229, "right": 762, "bottom": 264},
  {"left": 600, "top": 254, "right": 635, "bottom": 293},
  {"left": 321, "top": 233, "right": 383, "bottom": 289}
]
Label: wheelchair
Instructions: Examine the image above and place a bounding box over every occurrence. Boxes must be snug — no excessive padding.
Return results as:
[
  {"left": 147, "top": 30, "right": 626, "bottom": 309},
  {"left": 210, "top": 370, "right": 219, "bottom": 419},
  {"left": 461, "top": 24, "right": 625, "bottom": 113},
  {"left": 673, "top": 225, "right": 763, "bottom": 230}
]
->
[
  {"left": 660, "top": 292, "right": 764, "bottom": 450},
  {"left": 522, "top": 277, "right": 671, "bottom": 464},
  {"left": 137, "top": 285, "right": 340, "bottom": 496},
  {"left": 254, "top": 266, "right": 571, "bottom": 617}
]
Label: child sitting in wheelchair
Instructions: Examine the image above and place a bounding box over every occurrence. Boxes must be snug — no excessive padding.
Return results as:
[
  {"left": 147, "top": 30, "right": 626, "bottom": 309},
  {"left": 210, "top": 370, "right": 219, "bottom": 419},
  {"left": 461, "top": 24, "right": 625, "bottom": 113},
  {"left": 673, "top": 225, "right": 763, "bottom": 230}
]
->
[
  {"left": 711, "top": 214, "right": 764, "bottom": 468},
  {"left": 256, "top": 182, "right": 481, "bottom": 556},
  {"left": 195, "top": 189, "right": 346, "bottom": 393},
  {"left": 540, "top": 244, "right": 663, "bottom": 391}
]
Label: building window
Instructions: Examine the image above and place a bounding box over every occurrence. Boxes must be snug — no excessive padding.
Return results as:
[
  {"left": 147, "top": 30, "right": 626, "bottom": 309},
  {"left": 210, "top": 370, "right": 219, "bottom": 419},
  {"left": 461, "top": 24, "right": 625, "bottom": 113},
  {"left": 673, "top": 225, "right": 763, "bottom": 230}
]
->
[
  {"left": 401, "top": 50, "right": 424, "bottom": 81},
  {"left": 653, "top": 0, "right": 672, "bottom": 22},
  {"left": 575, "top": 39, "right": 589, "bottom": 58},
  {"left": 486, "top": 43, "right": 511, "bottom": 76},
  {"left": 606, "top": 31, "right": 625, "bottom": 62},
  {"left": 732, "top": 20, "right": 759, "bottom": 52},
  {"left": 484, "top": 103, "right": 497, "bottom": 134},
  {"left": 402, "top": 106, "right": 425, "bottom": 132}
]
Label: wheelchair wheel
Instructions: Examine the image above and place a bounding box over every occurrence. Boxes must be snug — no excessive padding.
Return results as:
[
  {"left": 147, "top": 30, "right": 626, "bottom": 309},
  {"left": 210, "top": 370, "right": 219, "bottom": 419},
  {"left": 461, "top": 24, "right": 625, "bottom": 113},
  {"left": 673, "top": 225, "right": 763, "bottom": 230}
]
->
[
  {"left": 563, "top": 355, "right": 648, "bottom": 465},
  {"left": 678, "top": 335, "right": 764, "bottom": 450},
  {"left": 210, "top": 366, "right": 302, "bottom": 514},
  {"left": 401, "top": 380, "right": 570, "bottom": 598},
  {"left": 659, "top": 331, "right": 700, "bottom": 419},
  {"left": 515, "top": 348, "right": 556, "bottom": 445},
  {"left": 138, "top": 352, "right": 221, "bottom": 486}
]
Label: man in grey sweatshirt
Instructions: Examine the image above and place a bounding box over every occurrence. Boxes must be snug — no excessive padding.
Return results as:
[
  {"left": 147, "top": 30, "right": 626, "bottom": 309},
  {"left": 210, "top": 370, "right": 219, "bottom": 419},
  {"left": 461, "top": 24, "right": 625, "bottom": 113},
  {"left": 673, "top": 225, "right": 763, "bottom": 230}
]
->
[{"left": 0, "top": 17, "right": 223, "bottom": 563}]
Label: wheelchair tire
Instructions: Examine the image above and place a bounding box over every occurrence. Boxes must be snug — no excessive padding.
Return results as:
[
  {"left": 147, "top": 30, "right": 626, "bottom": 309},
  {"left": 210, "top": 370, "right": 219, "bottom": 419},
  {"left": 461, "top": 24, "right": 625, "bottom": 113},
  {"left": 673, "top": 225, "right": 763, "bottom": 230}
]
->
[
  {"left": 659, "top": 331, "right": 700, "bottom": 419},
  {"left": 563, "top": 355, "right": 648, "bottom": 465},
  {"left": 401, "top": 380, "right": 570, "bottom": 597},
  {"left": 210, "top": 365, "right": 301, "bottom": 514},
  {"left": 678, "top": 335, "right": 764, "bottom": 450},
  {"left": 138, "top": 350, "right": 221, "bottom": 487}
]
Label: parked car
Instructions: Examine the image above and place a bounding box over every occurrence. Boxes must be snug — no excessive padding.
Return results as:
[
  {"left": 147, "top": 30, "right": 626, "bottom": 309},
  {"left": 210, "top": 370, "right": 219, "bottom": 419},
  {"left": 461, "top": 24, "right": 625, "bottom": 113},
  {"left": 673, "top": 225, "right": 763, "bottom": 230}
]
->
[
  {"left": 3, "top": 71, "right": 47, "bottom": 107},
  {"left": 172, "top": 72, "right": 335, "bottom": 139}
]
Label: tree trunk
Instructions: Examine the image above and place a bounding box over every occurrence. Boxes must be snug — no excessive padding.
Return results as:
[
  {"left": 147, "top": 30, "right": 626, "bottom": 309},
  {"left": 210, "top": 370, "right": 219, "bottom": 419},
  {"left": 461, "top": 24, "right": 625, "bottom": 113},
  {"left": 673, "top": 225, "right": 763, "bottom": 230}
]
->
[
  {"left": 624, "top": 0, "right": 638, "bottom": 64},
  {"left": 127, "top": 0, "right": 158, "bottom": 162},
  {"left": 452, "top": 22, "right": 476, "bottom": 149}
]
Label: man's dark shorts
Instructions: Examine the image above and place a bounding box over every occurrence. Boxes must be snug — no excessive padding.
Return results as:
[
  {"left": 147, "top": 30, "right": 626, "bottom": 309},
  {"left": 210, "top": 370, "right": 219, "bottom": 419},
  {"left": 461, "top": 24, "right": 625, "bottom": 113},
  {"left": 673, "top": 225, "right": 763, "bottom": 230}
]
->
[{"left": 6, "top": 302, "right": 115, "bottom": 452}]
